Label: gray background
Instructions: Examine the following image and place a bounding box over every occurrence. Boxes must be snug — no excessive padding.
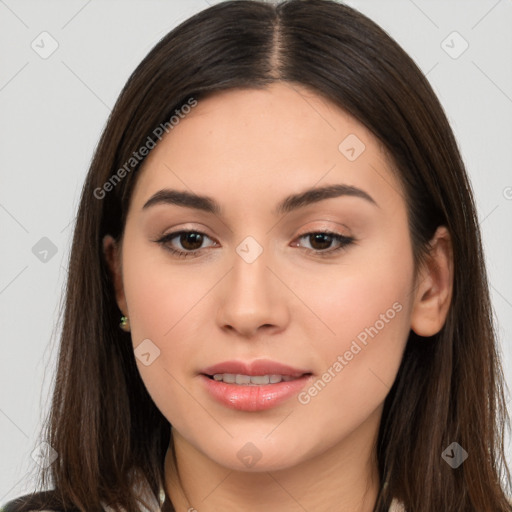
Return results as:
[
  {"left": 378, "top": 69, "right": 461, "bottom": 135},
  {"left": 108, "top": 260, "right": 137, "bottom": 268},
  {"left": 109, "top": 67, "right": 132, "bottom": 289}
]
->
[{"left": 1, "top": 0, "right": 511, "bottom": 502}]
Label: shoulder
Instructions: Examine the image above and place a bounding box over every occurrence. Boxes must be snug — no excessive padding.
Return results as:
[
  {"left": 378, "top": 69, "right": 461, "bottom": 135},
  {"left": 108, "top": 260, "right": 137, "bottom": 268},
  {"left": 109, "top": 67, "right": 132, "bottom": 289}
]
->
[
  {"left": 1, "top": 491, "right": 80, "bottom": 512},
  {"left": 387, "top": 496, "right": 512, "bottom": 511}
]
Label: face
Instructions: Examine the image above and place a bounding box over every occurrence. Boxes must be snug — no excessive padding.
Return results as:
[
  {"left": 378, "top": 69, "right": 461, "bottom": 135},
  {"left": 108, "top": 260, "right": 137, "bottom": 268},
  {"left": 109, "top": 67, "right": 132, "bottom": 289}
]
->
[{"left": 106, "top": 82, "right": 425, "bottom": 472}]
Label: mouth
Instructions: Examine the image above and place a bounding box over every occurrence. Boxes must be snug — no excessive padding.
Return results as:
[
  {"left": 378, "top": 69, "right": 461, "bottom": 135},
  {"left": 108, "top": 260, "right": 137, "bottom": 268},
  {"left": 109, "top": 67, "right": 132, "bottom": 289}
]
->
[
  {"left": 199, "top": 359, "right": 314, "bottom": 411},
  {"left": 203, "top": 373, "right": 311, "bottom": 385}
]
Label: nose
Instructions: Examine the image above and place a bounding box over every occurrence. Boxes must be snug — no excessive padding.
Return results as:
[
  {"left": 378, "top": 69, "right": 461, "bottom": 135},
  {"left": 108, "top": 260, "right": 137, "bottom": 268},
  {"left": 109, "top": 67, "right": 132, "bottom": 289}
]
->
[{"left": 216, "top": 245, "right": 290, "bottom": 339}]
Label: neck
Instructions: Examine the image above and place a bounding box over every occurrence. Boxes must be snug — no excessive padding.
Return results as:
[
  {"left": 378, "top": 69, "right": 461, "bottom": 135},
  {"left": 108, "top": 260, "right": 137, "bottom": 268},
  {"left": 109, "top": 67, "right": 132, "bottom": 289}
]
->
[{"left": 164, "top": 407, "right": 382, "bottom": 512}]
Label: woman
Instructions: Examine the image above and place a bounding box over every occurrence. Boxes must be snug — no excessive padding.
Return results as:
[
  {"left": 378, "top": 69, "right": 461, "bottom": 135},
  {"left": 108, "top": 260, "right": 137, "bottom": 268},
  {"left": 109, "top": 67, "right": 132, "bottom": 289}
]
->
[{"left": 3, "top": 0, "right": 511, "bottom": 511}]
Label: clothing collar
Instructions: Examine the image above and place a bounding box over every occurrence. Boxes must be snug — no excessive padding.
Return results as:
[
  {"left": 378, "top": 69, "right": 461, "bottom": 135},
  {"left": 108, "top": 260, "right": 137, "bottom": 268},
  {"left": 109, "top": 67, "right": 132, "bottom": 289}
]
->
[{"left": 126, "top": 485, "right": 406, "bottom": 512}]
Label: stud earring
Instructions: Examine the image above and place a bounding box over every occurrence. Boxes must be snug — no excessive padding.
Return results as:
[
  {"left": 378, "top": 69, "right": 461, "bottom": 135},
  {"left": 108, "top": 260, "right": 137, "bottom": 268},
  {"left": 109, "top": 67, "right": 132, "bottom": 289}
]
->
[{"left": 119, "top": 315, "right": 130, "bottom": 332}]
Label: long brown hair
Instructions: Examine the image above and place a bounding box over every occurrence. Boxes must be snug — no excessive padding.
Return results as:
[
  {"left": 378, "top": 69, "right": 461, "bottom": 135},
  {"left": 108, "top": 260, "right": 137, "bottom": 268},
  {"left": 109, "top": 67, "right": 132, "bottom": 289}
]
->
[{"left": 6, "top": 1, "right": 511, "bottom": 511}]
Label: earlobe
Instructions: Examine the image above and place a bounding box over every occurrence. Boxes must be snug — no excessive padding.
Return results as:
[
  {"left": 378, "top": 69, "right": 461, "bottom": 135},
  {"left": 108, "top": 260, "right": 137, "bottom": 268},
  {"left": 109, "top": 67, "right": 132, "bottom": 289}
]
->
[
  {"left": 410, "top": 226, "right": 454, "bottom": 337},
  {"left": 102, "top": 234, "right": 128, "bottom": 316}
]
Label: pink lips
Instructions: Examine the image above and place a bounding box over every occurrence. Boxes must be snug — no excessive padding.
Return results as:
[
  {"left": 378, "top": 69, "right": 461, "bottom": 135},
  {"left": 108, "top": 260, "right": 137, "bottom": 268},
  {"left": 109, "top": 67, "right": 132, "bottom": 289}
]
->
[{"left": 200, "top": 359, "right": 313, "bottom": 412}]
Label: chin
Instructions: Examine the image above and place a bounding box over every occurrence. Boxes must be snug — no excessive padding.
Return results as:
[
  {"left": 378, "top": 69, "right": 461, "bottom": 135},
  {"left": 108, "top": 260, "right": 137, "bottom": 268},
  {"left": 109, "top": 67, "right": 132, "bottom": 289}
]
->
[{"left": 203, "top": 437, "right": 308, "bottom": 473}]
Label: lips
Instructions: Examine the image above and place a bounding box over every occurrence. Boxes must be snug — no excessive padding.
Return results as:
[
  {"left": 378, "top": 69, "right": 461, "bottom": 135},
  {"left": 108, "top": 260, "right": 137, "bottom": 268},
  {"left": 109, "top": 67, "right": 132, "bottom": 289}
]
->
[{"left": 199, "top": 359, "right": 313, "bottom": 411}]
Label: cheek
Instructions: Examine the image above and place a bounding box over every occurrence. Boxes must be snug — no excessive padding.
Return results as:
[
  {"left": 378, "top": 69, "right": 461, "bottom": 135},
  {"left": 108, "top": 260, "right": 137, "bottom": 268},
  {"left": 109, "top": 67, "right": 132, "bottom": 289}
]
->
[
  {"left": 292, "top": 230, "right": 414, "bottom": 407},
  {"left": 322, "top": 266, "right": 411, "bottom": 347},
  {"left": 120, "top": 244, "right": 216, "bottom": 428},
  {"left": 123, "top": 253, "right": 214, "bottom": 359},
  {"left": 293, "top": 230, "right": 413, "bottom": 338},
  {"left": 121, "top": 220, "right": 222, "bottom": 327}
]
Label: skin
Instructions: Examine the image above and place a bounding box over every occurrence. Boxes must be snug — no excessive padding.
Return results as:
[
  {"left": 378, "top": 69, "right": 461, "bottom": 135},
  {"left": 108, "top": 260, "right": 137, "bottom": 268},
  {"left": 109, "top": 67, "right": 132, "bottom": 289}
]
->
[{"left": 104, "top": 82, "right": 453, "bottom": 512}]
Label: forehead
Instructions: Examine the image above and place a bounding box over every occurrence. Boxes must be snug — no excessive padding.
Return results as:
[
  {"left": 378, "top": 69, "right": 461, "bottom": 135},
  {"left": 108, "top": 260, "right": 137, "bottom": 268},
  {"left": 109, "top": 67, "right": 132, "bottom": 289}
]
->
[{"left": 129, "top": 82, "right": 403, "bottom": 215}]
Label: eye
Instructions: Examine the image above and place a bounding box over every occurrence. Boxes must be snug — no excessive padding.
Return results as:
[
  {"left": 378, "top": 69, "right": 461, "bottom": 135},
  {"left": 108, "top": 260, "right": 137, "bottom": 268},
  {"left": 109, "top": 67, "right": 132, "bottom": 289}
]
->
[
  {"left": 155, "top": 230, "right": 217, "bottom": 258},
  {"left": 294, "top": 231, "right": 355, "bottom": 256},
  {"left": 154, "top": 229, "right": 355, "bottom": 259}
]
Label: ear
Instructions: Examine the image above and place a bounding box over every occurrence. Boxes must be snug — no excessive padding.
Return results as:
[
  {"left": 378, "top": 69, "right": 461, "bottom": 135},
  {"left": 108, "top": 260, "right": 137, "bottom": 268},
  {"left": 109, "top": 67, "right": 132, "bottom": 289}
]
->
[
  {"left": 102, "top": 234, "right": 128, "bottom": 316},
  {"left": 410, "top": 226, "right": 454, "bottom": 337}
]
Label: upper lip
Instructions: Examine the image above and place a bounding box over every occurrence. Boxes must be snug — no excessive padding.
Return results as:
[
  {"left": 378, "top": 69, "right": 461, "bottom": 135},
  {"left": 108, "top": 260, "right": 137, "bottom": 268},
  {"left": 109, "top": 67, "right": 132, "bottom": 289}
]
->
[{"left": 201, "top": 359, "right": 312, "bottom": 378}]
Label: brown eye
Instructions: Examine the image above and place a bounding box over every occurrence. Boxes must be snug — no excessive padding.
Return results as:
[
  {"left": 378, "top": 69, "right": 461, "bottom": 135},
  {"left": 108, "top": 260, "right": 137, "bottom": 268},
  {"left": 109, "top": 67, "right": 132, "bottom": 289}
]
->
[
  {"left": 307, "top": 233, "right": 335, "bottom": 250},
  {"left": 155, "top": 230, "right": 217, "bottom": 258},
  {"left": 179, "top": 232, "right": 205, "bottom": 251},
  {"left": 295, "top": 231, "right": 355, "bottom": 256}
]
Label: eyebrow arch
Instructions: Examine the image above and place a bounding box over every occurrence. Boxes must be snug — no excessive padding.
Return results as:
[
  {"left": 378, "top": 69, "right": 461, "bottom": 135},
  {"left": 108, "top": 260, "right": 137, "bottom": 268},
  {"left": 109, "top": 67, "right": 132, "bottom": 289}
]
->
[{"left": 142, "top": 184, "right": 378, "bottom": 216}]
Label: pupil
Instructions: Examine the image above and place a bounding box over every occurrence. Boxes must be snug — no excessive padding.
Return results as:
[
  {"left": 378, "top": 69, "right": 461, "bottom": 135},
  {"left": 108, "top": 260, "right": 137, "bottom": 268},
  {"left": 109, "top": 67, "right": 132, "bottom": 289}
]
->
[
  {"left": 310, "top": 233, "right": 331, "bottom": 250},
  {"left": 181, "top": 232, "right": 203, "bottom": 250}
]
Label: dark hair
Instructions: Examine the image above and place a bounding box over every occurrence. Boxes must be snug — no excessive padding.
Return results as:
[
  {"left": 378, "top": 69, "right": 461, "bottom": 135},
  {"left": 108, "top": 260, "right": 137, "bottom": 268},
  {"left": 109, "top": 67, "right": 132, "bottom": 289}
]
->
[{"left": 4, "top": 1, "right": 511, "bottom": 511}]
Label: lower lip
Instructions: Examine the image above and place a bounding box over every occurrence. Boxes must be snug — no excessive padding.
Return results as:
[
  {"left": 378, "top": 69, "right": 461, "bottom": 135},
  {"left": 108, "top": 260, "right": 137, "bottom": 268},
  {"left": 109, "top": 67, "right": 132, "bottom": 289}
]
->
[{"left": 200, "top": 374, "right": 312, "bottom": 412}]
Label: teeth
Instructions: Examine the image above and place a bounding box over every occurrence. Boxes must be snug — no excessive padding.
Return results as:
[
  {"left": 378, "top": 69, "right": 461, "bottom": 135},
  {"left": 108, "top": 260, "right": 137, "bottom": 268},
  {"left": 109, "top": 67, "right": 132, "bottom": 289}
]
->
[
  {"left": 236, "top": 374, "right": 251, "bottom": 385},
  {"left": 250, "top": 375, "right": 269, "bottom": 384},
  {"left": 211, "top": 373, "right": 298, "bottom": 385}
]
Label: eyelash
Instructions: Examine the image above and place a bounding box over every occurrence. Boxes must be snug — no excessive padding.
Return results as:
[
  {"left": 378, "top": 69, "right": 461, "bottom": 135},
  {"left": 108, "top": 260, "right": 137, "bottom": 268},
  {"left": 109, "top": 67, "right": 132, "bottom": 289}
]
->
[{"left": 154, "top": 230, "right": 355, "bottom": 259}]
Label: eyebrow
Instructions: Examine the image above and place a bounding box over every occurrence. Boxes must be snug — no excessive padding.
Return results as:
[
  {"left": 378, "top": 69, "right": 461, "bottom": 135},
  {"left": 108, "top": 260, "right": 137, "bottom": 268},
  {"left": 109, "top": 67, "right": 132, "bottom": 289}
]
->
[{"left": 142, "top": 183, "right": 378, "bottom": 216}]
